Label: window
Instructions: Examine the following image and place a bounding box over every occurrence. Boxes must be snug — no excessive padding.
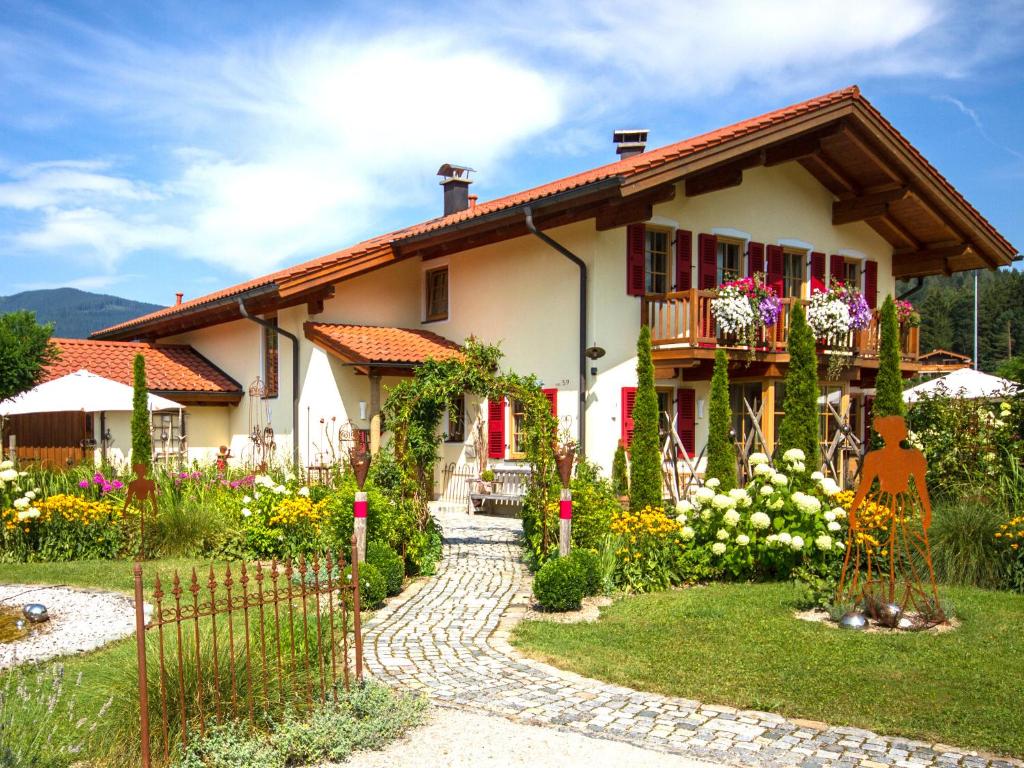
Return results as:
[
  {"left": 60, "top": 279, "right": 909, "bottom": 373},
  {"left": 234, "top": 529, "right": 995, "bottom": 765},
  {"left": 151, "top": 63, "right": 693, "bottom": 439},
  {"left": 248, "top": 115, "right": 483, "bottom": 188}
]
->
[
  {"left": 819, "top": 384, "right": 844, "bottom": 456},
  {"left": 425, "top": 267, "right": 449, "bottom": 322},
  {"left": 645, "top": 229, "right": 669, "bottom": 294},
  {"left": 843, "top": 258, "right": 861, "bottom": 288},
  {"left": 151, "top": 411, "right": 186, "bottom": 460},
  {"left": 446, "top": 395, "right": 466, "bottom": 443},
  {"left": 782, "top": 250, "right": 806, "bottom": 299},
  {"left": 773, "top": 382, "right": 786, "bottom": 450},
  {"left": 262, "top": 316, "right": 279, "bottom": 398},
  {"left": 717, "top": 239, "right": 743, "bottom": 284},
  {"left": 656, "top": 388, "right": 673, "bottom": 440},
  {"left": 730, "top": 383, "right": 765, "bottom": 453},
  {"left": 510, "top": 398, "right": 527, "bottom": 458}
]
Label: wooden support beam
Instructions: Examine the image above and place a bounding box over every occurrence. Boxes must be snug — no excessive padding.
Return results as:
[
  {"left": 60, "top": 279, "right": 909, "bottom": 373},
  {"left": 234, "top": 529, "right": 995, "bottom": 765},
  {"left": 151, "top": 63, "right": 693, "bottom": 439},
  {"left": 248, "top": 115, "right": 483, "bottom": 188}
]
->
[
  {"left": 878, "top": 214, "right": 920, "bottom": 250},
  {"left": 799, "top": 154, "right": 858, "bottom": 197},
  {"left": 832, "top": 186, "right": 909, "bottom": 225},
  {"left": 824, "top": 127, "right": 901, "bottom": 183},
  {"left": 762, "top": 125, "right": 843, "bottom": 167},
  {"left": 891, "top": 243, "right": 972, "bottom": 279},
  {"left": 594, "top": 185, "right": 676, "bottom": 231},
  {"left": 685, "top": 167, "right": 743, "bottom": 197}
]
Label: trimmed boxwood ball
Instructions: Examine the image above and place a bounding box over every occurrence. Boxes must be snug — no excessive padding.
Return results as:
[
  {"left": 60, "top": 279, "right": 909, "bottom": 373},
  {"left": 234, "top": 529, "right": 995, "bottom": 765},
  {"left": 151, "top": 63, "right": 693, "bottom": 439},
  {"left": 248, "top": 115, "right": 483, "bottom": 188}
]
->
[
  {"left": 345, "top": 561, "right": 386, "bottom": 610},
  {"left": 533, "top": 556, "right": 585, "bottom": 612},
  {"left": 567, "top": 548, "right": 601, "bottom": 597},
  {"left": 366, "top": 541, "right": 404, "bottom": 596}
]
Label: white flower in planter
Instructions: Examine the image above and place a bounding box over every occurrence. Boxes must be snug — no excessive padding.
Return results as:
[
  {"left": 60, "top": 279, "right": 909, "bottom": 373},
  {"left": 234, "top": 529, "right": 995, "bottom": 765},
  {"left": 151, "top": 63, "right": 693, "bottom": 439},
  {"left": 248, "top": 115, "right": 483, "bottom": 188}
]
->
[
  {"left": 791, "top": 492, "right": 821, "bottom": 515},
  {"left": 753, "top": 463, "right": 774, "bottom": 477},
  {"left": 820, "top": 478, "right": 841, "bottom": 496},
  {"left": 759, "top": 484, "right": 774, "bottom": 496},
  {"left": 736, "top": 534, "right": 750, "bottom": 546},
  {"left": 824, "top": 510, "right": 837, "bottom": 523},
  {"left": 723, "top": 509, "right": 741, "bottom": 527},
  {"left": 711, "top": 542, "right": 727, "bottom": 555},
  {"left": 25, "top": 490, "right": 36, "bottom": 500},
  {"left": 810, "top": 471, "right": 825, "bottom": 481},
  {"left": 750, "top": 512, "right": 771, "bottom": 530},
  {"left": 716, "top": 528, "right": 730, "bottom": 541},
  {"left": 783, "top": 448, "right": 805, "bottom": 463},
  {"left": 675, "top": 513, "right": 688, "bottom": 524},
  {"left": 243, "top": 495, "right": 252, "bottom": 504},
  {"left": 827, "top": 521, "right": 842, "bottom": 532},
  {"left": 831, "top": 507, "right": 847, "bottom": 519},
  {"left": 705, "top": 478, "right": 721, "bottom": 490},
  {"left": 712, "top": 493, "right": 736, "bottom": 510},
  {"left": 241, "top": 507, "right": 252, "bottom": 517},
  {"left": 771, "top": 473, "right": 788, "bottom": 486},
  {"left": 777, "top": 531, "right": 792, "bottom": 545},
  {"left": 790, "top": 461, "right": 806, "bottom": 473},
  {"left": 695, "top": 487, "right": 716, "bottom": 503},
  {"left": 0, "top": 460, "right": 13, "bottom": 470},
  {"left": 0, "top": 468, "right": 17, "bottom": 483},
  {"left": 815, "top": 534, "right": 833, "bottom": 551},
  {"left": 676, "top": 499, "right": 694, "bottom": 514},
  {"left": 790, "top": 535, "right": 805, "bottom": 551},
  {"left": 13, "top": 497, "right": 29, "bottom": 509},
  {"left": 298, "top": 486, "right": 310, "bottom": 497},
  {"left": 749, "top": 452, "right": 770, "bottom": 466},
  {"left": 766, "top": 534, "right": 780, "bottom": 546},
  {"left": 681, "top": 526, "right": 695, "bottom": 541}
]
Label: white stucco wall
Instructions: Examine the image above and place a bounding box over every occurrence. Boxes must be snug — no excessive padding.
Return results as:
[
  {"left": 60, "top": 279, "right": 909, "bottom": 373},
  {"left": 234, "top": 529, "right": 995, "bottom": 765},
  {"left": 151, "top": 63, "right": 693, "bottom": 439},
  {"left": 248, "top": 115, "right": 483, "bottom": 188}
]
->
[{"left": 90, "top": 405, "right": 231, "bottom": 468}]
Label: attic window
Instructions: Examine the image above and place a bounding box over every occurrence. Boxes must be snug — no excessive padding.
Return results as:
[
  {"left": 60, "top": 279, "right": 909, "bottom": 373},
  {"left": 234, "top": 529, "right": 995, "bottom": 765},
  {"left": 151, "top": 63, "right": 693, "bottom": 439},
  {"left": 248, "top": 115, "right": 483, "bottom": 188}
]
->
[{"left": 425, "top": 267, "right": 449, "bottom": 322}]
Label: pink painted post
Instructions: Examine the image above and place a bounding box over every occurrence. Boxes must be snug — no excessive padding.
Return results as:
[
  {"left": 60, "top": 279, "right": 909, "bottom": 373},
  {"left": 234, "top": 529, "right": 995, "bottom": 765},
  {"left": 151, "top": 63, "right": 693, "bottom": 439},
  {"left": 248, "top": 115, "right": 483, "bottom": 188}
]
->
[
  {"left": 559, "top": 487, "right": 572, "bottom": 557},
  {"left": 353, "top": 491, "right": 367, "bottom": 563}
]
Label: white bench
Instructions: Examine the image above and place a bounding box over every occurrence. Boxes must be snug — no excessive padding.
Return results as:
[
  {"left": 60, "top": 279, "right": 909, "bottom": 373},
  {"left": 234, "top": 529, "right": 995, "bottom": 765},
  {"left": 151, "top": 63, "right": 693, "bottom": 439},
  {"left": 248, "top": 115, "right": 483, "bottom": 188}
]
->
[{"left": 468, "top": 466, "right": 532, "bottom": 514}]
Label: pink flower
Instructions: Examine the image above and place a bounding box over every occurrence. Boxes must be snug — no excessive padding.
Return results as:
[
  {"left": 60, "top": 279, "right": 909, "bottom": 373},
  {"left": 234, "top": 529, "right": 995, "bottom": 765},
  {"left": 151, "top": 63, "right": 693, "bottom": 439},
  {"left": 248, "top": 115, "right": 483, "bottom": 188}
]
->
[{"left": 78, "top": 480, "right": 90, "bottom": 489}]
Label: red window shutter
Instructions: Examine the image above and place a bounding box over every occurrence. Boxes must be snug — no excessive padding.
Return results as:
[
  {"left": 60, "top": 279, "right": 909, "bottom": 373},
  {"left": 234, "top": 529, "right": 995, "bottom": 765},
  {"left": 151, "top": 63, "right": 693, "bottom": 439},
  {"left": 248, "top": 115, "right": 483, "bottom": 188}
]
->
[
  {"left": 541, "top": 388, "right": 557, "bottom": 418},
  {"left": 487, "top": 397, "right": 506, "bottom": 459},
  {"left": 829, "top": 254, "right": 845, "bottom": 286},
  {"left": 677, "top": 388, "right": 696, "bottom": 457},
  {"left": 747, "top": 241, "right": 764, "bottom": 277},
  {"left": 621, "top": 387, "right": 637, "bottom": 448},
  {"left": 864, "top": 259, "right": 878, "bottom": 309},
  {"left": 810, "top": 252, "right": 826, "bottom": 294},
  {"left": 766, "top": 245, "right": 784, "bottom": 296},
  {"left": 675, "top": 229, "right": 692, "bottom": 291},
  {"left": 626, "top": 224, "right": 646, "bottom": 296},
  {"left": 697, "top": 233, "right": 718, "bottom": 289}
]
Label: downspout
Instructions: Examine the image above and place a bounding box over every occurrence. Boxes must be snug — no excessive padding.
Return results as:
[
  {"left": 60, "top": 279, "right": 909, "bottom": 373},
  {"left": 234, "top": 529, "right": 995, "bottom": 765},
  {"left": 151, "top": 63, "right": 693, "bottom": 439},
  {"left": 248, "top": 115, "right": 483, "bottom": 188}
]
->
[
  {"left": 524, "top": 206, "right": 587, "bottom": 458},
  {"left": 897, "top": 277, "right": 925, "bottom": 301},
  {"left": 237, "top": 298, "right": 301, "bottom": 469}
]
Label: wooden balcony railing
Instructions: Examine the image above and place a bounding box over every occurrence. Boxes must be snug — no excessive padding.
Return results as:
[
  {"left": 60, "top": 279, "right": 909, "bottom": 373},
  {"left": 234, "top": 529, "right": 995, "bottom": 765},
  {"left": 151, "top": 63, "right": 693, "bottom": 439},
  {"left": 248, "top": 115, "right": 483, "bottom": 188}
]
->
[{"left": 641, "top": 289, "right": 919, "bottom": 362}]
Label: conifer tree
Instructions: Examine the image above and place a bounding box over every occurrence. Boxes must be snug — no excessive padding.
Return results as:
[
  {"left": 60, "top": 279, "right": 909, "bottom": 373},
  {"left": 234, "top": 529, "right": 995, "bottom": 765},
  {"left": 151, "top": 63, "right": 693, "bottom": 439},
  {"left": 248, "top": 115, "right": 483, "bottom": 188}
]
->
[
  {"left": 778, "top": 303, "right": 820, "bottom": 469},
  {"left": 872, "top": 295, "right": 906, "bottom": 430},
  {"left": 131, "top": 354, "right": 153, "bottom": 470},
  {"left": 611, "top": 442, "right": 629, "bottom": 496},
  {"left": 705, "top": 349, "right": 737, "bottom": 490},
  {"left": 629, "top": 326, "right": 663, "bottom": 510}
]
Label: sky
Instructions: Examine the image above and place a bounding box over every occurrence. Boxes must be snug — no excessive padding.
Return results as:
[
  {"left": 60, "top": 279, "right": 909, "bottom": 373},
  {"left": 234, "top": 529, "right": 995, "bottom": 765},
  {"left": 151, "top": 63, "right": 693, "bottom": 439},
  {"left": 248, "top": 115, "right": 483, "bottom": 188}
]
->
[{"left": 0, "top": 0, "right": 1022, "bottom": 306}]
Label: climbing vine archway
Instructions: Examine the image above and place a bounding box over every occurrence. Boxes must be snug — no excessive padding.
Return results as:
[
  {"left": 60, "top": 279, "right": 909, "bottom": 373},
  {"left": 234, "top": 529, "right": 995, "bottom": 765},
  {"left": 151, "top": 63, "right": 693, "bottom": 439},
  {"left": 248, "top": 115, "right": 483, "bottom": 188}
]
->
[{"left": 382, "top": 339, "right": 560, "bottom": 534}]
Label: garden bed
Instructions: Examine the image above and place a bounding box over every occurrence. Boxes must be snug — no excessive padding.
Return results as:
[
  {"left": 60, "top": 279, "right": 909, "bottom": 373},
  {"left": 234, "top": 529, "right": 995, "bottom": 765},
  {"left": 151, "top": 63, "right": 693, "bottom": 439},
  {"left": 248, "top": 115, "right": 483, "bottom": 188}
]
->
[{"left": 513, "top": 582, "right": 1024, "bottom": 757}]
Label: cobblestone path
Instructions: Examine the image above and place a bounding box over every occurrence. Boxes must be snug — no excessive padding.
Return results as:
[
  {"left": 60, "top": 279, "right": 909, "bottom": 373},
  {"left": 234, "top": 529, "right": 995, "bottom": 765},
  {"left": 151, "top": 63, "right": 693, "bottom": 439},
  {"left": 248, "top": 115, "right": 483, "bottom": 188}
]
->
[{"left": 363, "top": 512, "right": 1020, "bottom": 768}]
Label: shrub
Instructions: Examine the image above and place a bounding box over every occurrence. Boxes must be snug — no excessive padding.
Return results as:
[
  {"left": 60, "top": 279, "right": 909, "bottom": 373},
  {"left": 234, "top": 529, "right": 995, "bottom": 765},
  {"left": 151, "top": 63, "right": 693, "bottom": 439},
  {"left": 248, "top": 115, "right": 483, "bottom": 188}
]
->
[
  {"left": 567, "top": 460, "right": 617, "bottom": 551},
  {"left": 533, "top": 556, "right": 585, "bottom": 611},
  {"left": 366, "top": 541, "right": 404, "bottom": 596},
  {"left": 347, "top": 561, "right": 386, "bottom": 610},
  {"left": 777, "top": 303, "right": 820, "bottom": 469},
  {"left": 706, "top": 349, "right": 737, "bottom": 490},
  {"left": 611, "top": 443, "right": 628, "bottom": 497},
  {"left": 130, "top": 353, "right": 153, "bottom": 470},
  {"left": 567, "top": 547, "right": 601, "bottom": 596},
  {"left": 405, "top": 520, "right": 443, "bottom": 576},
  {"left": 629, "top": 325, "right": 663, "bottom": 511},
  {"left": 872, "top": 295, "right": 906, "bottom": 434},
  {"left": 924, "top": 501, "right": 1007, "bottom": 588},
  {"left": 0, "top": 492, "right": 135, "bottom": 561}
]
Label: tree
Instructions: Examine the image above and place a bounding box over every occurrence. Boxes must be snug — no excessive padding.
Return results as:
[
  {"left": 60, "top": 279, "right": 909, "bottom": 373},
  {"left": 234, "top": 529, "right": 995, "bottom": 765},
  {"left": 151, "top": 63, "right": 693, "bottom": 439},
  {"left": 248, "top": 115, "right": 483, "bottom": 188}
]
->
[
  {"left": 629, "top": 325, "right": 663, "bottom": 510},
  {"left": 872, "top": 295, "right": 905, "bottom": 431},
  {"left": 611, "top": 442, "right": 628, "bottom": 497},
  {"left": 131, "top": 353, "right": 153, "bottom": 470},
  {"left": 705, "top": 349, "right": 737, "bottom": 490},
  {"left": 0, "top": 311, "right": 59, "bottom": 402},
  {"left": 778, "top": 302, "right": 820, "bottom": 469},
  {"left": 996, "top": 355, "right": 1024, "bottom": 384}
]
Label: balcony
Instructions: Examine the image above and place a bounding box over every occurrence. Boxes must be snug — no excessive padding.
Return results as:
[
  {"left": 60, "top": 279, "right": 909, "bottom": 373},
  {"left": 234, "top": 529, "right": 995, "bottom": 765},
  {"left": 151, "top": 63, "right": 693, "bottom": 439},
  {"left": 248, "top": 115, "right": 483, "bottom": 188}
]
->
[{"left": 641, "top": 289, "right": 919, "bottom": 367}]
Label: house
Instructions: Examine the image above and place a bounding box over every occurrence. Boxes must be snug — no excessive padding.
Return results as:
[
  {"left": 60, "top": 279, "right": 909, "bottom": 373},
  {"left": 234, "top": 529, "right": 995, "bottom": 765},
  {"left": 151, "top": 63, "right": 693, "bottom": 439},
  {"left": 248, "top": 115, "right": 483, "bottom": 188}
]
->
[
  {"left": 90, "top": 86, "right": 1017, "bottom": 492},
  {"left": 917, "top": 348, "right": 972, "bottom": 377},
  {"left": 2, "top": 338, "right": 241, "bottom": 466}
]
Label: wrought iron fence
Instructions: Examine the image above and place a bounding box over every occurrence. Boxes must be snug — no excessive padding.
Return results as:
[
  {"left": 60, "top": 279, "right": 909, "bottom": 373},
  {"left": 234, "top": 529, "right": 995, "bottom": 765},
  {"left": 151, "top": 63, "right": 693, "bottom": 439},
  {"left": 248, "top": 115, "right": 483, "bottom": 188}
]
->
[
  {"left": 439, "top": 462, "right": 475, "bottom": 506},
  {"left": 133, "top": 538, "right": 363, "bottom": 767}
]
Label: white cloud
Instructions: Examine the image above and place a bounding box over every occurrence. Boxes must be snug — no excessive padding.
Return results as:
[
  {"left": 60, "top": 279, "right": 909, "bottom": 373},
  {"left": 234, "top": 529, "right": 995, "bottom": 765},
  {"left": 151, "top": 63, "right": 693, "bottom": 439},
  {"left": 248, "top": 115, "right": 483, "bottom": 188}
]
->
[{"left": 0, "top": 160, "right": 157, "bottom": 209}]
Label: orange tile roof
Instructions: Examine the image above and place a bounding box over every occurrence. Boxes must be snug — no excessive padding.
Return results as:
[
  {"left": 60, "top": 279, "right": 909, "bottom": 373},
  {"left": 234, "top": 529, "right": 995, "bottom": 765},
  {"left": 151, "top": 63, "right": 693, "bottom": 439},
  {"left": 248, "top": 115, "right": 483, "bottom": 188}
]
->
[
  {"left": 95, "top": 85, "right": 1016, "bottom": 339},
  {"left": 303, "top": 323, "right": 461, "bottom": 366},
  {"left": 45, "top": 338, "right": 242, "bottom": 395}
]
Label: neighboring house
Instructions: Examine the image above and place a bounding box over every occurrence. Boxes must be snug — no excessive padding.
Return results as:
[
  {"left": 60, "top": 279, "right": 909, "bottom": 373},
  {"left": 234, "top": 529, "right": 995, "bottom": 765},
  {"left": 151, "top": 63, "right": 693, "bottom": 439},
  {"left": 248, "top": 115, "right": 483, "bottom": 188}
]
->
[
  {"left": 91, "top": 86, "right": 1017, "bottom": 492},
  {"left": 917, "top": 348, "right": 973, "bottom": 377},
  {"left": 4, "top": 338, "right": 241, "bottom": 466}
]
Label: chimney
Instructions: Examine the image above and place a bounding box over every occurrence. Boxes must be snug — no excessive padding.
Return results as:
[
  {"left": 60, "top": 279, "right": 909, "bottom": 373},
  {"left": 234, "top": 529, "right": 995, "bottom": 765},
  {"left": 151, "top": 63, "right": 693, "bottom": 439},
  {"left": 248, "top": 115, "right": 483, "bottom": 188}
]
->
[
  {"left": 175, "top": 292, "right": 183, "bottom": 306},
  {"left": 613, "top": 129, "right": 649, "bottom": 159},
  {"left": 437, "top": 163, "right": 475, "bottom": 215}
]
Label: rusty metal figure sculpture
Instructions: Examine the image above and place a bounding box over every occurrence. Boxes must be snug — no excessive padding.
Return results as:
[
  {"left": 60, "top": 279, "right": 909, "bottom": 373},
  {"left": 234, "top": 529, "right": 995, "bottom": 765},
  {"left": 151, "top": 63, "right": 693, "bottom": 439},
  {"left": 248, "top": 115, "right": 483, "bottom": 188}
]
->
[
  {"left": 837, "top": 415, "right": 944, "bottom": 626},
  {"left": 124, "top": 462, "right": 159, "bottom": 559}
]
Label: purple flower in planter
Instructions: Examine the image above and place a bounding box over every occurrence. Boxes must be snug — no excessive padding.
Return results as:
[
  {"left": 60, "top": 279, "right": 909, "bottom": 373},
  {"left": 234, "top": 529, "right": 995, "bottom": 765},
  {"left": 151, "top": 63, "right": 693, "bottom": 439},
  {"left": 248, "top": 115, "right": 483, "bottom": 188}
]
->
[
  {"left": 93, "top": 473, "right": 105, "bottom": 484},
  {"left": 759, "top": 295, "right": 782, "bottom": 327},
  {"left": 101, "top": 483, "right": 113, "bottom": 494},
  {"left": 847, "top": 293, "right": 871, "bottom": 330},
  {"left": 78, "top": 480, "right": 90, "bottom": 489},
  {"left": 112, "top": 480, "right": 124, "bottom": 490}
]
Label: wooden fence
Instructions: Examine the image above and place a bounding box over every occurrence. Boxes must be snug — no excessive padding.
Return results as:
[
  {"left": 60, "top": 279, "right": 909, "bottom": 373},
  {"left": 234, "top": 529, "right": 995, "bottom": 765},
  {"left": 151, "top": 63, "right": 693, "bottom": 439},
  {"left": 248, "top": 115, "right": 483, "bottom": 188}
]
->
[{"left": 133, "top": 538, "right": 363, "bottom": 767}]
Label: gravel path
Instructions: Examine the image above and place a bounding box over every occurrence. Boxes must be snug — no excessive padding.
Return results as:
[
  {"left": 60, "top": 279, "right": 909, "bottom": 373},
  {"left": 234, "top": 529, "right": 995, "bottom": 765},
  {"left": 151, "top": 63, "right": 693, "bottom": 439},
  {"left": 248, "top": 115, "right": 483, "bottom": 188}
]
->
[
  {"left": 361, "top": 511, "right": 1023, "bottom": 768},
  {"left": 336, "top": 706, "right": 723, "bottom": 768},
  {"left": 0, "top": 584, "right": 138, "bottom": 669}
]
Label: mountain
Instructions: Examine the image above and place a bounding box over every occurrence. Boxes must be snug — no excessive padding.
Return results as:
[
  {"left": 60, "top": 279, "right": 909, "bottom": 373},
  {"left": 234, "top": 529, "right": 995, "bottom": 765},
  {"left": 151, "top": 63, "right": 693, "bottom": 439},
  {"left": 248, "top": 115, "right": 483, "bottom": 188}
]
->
[{"left": 0, "top": 288, "right": 163, "bottom": 339}]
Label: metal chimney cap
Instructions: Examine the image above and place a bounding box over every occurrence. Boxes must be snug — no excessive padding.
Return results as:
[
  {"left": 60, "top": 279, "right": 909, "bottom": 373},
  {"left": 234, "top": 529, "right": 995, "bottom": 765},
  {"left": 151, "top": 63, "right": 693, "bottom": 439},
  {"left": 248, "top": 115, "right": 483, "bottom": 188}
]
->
[
  {"left": 437, "top": 163, "right": 476, "bottom": 181},
  {"left": 612, "top": 129, "right": 649, "bottom": 142}
]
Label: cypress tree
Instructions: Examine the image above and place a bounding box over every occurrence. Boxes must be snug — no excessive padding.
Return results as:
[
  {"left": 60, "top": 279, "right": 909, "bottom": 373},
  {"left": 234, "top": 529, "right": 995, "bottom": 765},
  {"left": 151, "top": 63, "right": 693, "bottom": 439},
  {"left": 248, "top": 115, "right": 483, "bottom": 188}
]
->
[
  {"left": 705, "top": 349, "right": 737, "bottom": 490},
  {"left": 611, "top": 442, "right": 629, "bottom": 496},
  {"left": 872, "top": 295, "right": 906, "bottom": 428},
  {"left": 131, "top": 353, "right": 153, "bottom": 470},
  {"left": 629, "top": 325, "right": 663, "bottom": 510},
  {"left": 778, "top": 303, "right": 820, "bottom": 469}
]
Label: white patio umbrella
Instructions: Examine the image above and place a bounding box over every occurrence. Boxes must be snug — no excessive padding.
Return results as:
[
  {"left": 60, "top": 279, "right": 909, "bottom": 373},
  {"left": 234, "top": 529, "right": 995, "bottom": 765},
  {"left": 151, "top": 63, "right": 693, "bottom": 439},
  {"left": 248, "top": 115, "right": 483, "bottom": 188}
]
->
[
  {"left": 903, "top": 367, "right": 1019, "bottom": 404},
  {"left": 0, "top": 369, "right": 183, "bottom": 415}
]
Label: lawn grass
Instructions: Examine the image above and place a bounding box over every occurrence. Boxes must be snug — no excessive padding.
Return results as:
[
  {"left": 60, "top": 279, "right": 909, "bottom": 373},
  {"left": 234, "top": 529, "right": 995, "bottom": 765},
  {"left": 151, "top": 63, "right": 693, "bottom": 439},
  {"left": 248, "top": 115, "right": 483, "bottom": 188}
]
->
[
  {"left": 513, "top": 582, "right": 1024, "bottom": 757},
  {"left": 1, "top": 556, "right": 231, "bottom": 594}
]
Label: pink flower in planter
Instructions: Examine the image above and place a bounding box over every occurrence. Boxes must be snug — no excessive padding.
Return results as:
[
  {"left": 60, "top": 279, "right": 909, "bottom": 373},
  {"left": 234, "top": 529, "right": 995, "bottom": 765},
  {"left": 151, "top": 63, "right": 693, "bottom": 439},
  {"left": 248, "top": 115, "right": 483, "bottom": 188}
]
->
[{"left": 78, "top": 480, "right": 90, "bottom": 489}]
